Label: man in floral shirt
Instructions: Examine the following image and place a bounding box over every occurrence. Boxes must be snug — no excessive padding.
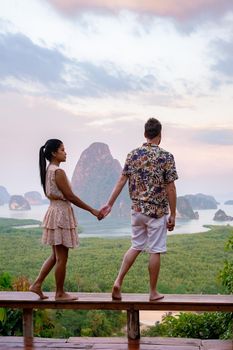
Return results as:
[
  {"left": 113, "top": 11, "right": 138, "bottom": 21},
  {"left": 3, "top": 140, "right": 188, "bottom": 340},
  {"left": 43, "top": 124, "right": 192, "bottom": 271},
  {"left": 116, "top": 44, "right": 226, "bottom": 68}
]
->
[{"left": 100, "top": 118, "right": 178, "bottom": 301}]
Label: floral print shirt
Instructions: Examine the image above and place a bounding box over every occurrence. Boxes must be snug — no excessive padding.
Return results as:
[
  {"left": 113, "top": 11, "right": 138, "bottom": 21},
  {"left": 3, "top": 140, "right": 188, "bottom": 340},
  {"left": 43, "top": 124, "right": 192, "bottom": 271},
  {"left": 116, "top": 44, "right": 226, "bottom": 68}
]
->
[{"left": 122, "top": 143, "right": 178, "bottom": 218}]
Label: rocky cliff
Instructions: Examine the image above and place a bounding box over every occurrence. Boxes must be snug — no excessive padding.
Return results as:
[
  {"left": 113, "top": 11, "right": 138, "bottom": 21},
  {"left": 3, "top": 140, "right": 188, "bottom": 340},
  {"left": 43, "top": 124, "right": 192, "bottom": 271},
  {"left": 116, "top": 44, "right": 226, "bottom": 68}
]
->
[
  {"left": 213, "top": 209, "right": 233, "bottom": 221},
  {"left": 71, "top": 142, "right": 130, "bottom": 218},
  {"left": 24, "top": 191, "right": 43, "bottom": 205},
  {"left": 0, "top": 186, "right": 10, "bottom": 205},
  {"left": 184, "top": 193, "right": 218, "bottom": 210},
  {"left": 9, "top": 195, "right": 31, "bottom": 211},
  {"left": 177, "top": 196, "right": 198, "bottom": 220}
]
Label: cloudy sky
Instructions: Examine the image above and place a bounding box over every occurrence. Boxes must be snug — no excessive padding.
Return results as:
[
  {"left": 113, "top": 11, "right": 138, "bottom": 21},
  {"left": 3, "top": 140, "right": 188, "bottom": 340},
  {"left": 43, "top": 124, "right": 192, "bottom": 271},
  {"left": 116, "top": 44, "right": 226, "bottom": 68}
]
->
[{"left": 0, "top": 0, "right": 233, "bottom": 201}]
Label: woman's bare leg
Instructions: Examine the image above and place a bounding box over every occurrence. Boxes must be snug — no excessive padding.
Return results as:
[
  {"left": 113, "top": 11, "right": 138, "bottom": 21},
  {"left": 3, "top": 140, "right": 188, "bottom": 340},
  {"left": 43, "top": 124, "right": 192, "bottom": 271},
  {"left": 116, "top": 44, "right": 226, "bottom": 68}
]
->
[
  {"left": 54, "top": 245, "right": 77, "bottom": 300},
  {"left": 29, "top": 246, "right": 56, "bottom": 299}
]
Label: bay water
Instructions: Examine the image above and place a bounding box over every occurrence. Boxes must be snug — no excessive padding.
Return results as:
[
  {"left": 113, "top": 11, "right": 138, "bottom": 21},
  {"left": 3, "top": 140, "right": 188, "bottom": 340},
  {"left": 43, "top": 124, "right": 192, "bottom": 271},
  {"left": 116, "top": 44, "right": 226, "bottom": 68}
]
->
[{"left": 0, "top": 203, "right": 232, "bottom": 238}]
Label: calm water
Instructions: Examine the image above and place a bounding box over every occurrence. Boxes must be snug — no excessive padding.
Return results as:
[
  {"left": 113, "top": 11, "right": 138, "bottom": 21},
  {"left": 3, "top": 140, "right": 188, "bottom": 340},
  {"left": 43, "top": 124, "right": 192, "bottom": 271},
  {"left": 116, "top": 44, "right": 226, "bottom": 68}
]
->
[{"left": 0, "top": 203, "right": 233, "bottom": 238}]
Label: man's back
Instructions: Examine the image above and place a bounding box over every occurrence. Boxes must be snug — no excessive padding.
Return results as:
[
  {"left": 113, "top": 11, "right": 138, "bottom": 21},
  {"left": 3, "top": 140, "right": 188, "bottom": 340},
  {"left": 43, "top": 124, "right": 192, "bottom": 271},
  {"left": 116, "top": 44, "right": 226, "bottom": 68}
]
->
[{"left": 123, "top": 143, "right": 178, "bottom": 218}]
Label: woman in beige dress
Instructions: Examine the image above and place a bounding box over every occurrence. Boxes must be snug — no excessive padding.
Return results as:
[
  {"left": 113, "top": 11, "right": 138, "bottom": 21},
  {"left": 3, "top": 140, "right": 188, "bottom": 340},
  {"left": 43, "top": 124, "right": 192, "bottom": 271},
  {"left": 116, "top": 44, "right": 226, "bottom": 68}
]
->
[{"left": 29, "top": 139, "right": 102, "bottom": 300}]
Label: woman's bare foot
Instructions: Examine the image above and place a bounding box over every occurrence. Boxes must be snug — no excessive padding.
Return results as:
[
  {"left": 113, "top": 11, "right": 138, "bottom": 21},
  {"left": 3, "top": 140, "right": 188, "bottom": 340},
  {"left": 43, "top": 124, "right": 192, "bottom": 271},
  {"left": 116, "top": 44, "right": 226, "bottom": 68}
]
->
[
  {"left": 149, "top": 292, "right": 164, "bottom": 302},
  {"left": 55, "top": 292, "right": 78, "bottom": 301},
  {"left": 112, "top": 284, "right": 122, "bottom": 300},
  {"left": 29, "top": 284, "right": 48, "bottom": 300}
]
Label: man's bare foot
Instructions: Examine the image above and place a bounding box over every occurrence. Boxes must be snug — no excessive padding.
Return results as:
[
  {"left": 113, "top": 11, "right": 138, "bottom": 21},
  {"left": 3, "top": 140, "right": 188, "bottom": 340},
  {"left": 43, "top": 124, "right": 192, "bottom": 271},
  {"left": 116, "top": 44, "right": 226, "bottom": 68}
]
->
[
  {"left": 55, "top": 292, "right": 78, "bottom": 301},
  {"left": 29, "top": 285, "right": 48, "bottom": 300},
  {"left": 112, "top": 284, "right": 122, "bottom": 300},
  {"left": 149, "top": 292, "right": 164, "bottom": 302}
]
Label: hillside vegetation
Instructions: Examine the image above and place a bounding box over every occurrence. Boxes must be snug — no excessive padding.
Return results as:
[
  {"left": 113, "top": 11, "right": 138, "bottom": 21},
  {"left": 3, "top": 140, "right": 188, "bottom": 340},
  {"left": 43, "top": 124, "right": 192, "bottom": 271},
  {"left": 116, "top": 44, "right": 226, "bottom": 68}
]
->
[{"left": 0, "top": 218, "right": 232, "bottom": 294}]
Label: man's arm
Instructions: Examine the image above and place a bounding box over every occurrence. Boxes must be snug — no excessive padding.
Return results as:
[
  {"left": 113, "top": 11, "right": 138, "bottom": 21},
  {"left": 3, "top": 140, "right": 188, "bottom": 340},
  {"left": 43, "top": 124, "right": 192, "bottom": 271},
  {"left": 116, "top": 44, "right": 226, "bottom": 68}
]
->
[
  {"left": 100, "top": 174, "right": 128, "bottom": 217},
  {"left": 165, "top": 181, "right": 177, "bottom": 231}
]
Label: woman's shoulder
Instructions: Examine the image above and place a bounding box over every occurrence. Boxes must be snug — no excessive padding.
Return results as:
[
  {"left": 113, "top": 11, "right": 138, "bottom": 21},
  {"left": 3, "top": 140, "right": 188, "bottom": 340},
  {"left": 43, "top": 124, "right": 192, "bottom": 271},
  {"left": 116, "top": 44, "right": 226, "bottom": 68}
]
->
[
  {"left": 46, "top": 165, "right": 66, "bottom": 180},
  {"left": 47, "top": 164, "right": 64, "bottom": 172},
  {"left": 47, "top": 164, "right": 58, "bottom": 170}
]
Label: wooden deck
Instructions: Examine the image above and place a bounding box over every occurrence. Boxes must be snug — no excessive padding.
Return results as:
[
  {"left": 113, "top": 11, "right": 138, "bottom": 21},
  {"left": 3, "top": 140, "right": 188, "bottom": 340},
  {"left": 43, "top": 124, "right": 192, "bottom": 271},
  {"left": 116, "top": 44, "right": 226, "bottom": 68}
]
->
[
  {"left": 0, "top": 337, "right": 232, "bottom": 350},
  {"left": 0, "top": 292, "right": 232, "bottom": 345},
  {"left": 0, "top": 292, "right": 233, "bottom": 312}
]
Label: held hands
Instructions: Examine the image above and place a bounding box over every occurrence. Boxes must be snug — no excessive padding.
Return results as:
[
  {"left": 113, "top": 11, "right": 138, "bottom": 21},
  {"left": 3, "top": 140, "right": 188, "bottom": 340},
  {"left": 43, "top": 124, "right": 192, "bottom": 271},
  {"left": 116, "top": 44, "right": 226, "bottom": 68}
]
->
[
  {"left": 91, "top": 209, "right": 104, "bottom": 220},
  {"left": 167, "top": 215, "right": 175, "bottom": 231},
  {"left": 98, "top": 204, "right": 112, "bottom": 220},
  {"left": 91, "top": 204, "right": 112, "bottom": 221}
]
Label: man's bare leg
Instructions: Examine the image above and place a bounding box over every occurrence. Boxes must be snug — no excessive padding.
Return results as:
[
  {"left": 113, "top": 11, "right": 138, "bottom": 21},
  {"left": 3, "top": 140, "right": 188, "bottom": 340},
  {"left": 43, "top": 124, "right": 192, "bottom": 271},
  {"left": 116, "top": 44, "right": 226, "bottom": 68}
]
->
[
  {"left": 54, "top": 245, "right": 77, "bottom": 300},
  {"left": 148, "top": 253, "right": 164, "bottom": 301},
  {"left": 29, "top": 246, "right": 56, "bottom": 299},
  {"left": 112, "top": 248, "right": 141, "bottom": 300}
]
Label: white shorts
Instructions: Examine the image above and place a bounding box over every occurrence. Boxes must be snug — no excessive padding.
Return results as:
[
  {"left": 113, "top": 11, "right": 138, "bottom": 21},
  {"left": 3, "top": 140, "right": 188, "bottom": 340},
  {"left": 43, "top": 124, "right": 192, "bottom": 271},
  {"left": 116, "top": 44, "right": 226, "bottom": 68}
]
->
[{"left": 131, "top": 210, "right": 167, "bottom": 253}]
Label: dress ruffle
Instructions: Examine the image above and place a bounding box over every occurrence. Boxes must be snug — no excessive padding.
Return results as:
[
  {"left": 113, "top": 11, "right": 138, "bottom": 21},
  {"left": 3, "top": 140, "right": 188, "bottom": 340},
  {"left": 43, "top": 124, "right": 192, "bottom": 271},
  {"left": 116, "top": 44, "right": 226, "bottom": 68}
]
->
[
  {"left": 42, "top": 227, "right": 78, "bottom": 248},
  {"left": 41, "top": 200, "right": 78, "bottom": 248}
]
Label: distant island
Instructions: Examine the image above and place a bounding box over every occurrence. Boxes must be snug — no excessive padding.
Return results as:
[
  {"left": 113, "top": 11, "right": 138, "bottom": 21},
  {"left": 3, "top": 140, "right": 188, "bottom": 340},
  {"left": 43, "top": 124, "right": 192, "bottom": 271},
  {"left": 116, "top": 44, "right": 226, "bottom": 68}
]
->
[
  {"left": 224, "top": 200, "right": 233, "bottom": 205},
  {"left": 184, "top": 193, "right": 219, "bottom": 209},
  {"left": 0, "top": 186, "right": 47, "bottom": 211},
  {"left": 213, "top": 209, "right": 233, "bottom": 221}
]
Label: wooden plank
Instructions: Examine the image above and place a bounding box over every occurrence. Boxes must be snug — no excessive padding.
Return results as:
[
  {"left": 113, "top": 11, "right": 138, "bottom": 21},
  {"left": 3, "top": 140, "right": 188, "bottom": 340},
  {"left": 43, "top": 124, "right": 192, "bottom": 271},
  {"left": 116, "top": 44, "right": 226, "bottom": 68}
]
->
[
  {"left": 201, "top": 339, "right": 233, "bottom": 350},
  {"left": 92, "top": 346, "right": 198, "bottom": 350},
  {"left": 68, "top": 337, "right": 127, "bottom": 343},
  {"left": 0, "top": 337, "right": 231, "bottom": 350},
  {"left": 69, "top": 337, "right": 201, "bottom": 349},
  {"left": 70, "top": 338, "right": 200, "bottom": 349},
  {"left": 0, "top": 339, "right": 91, "bottom": 349},
  {"left": 68, "top": 337, "right": 201, "bottom": 346},
  {"left": 0, "top": 292, "right": 232, "bottom": 312},
  {"left": 141, "top": 337, "right": 202, "bottom": 346}
]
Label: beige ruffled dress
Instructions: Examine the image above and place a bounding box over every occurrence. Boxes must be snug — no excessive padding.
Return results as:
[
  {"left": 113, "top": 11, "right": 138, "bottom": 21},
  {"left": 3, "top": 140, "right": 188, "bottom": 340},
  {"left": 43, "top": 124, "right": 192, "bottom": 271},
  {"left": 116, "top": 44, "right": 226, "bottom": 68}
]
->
[{"left": 41, "top": 164, "right": 78, "bottom": 248}]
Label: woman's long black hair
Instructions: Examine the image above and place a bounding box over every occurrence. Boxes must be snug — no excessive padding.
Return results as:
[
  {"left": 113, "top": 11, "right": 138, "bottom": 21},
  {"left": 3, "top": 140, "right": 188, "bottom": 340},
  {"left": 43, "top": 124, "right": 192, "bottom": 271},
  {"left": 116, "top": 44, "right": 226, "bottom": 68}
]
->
[{"left": 39, "top": 139, "right": 63, "bottom": 195}]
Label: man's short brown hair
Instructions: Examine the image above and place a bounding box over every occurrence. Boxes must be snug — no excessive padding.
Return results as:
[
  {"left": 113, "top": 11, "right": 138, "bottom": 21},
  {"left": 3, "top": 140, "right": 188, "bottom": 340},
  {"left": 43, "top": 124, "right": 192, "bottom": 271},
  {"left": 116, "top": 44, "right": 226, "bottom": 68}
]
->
[{"left": 144, "top": 118, "right": 162, "bottom": 139}]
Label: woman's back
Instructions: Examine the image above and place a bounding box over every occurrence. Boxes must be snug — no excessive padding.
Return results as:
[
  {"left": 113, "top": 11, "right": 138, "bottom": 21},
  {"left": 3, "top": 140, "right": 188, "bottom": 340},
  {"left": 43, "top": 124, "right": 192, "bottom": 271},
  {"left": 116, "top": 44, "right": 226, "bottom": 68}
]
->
[{"left": 45, "top": 164, "right": 66, "bottom": 200}]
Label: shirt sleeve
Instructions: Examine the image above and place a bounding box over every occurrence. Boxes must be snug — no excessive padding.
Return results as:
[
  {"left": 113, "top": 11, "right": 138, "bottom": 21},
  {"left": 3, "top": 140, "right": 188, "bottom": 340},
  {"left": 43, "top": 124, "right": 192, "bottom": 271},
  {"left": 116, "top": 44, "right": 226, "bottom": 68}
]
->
[
  {"left": 164, "top": 153, "right": 178, "bottom": 184},
  {"left": 122, "top": 153, "right": 132, "bottom": 177}
]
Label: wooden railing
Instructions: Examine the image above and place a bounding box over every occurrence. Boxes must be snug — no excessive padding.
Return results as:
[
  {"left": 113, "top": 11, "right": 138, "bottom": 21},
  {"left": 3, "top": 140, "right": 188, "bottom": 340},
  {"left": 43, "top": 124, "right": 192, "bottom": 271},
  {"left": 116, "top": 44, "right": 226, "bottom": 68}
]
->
[{"left": 0, "top": 292, "right": 232, "bottom": 341}]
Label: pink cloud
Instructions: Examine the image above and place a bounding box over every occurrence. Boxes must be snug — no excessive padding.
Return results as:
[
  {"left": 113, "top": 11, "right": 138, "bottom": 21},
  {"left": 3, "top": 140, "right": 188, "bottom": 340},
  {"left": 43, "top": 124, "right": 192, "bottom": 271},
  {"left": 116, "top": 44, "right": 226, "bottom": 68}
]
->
[{"left": 46, "top": 0, "right": 233, "bottom": 20}]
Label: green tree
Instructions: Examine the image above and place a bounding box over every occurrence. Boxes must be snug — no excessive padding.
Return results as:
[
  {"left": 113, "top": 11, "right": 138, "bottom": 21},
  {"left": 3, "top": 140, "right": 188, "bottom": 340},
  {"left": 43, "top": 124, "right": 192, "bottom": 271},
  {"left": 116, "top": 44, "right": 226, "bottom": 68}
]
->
[
  {"left": 0, "top": 308, "right": 22, "bottom": 336},
  {"left": 219, "top": 233, "right": 233, "bottom": 293},
  {"left": 142, "top": 312, "right": 232, "bottom": 339},
  {"left": 0, "top": 272, "right": 22, "bottom": 336}
]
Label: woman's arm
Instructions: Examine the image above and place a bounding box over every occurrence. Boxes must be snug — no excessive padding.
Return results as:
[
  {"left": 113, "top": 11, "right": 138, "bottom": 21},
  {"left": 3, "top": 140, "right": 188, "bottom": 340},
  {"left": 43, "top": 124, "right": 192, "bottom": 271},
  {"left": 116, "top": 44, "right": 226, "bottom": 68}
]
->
[{"left": 55, "top": 169, "right": 100, "bottom": 217}]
